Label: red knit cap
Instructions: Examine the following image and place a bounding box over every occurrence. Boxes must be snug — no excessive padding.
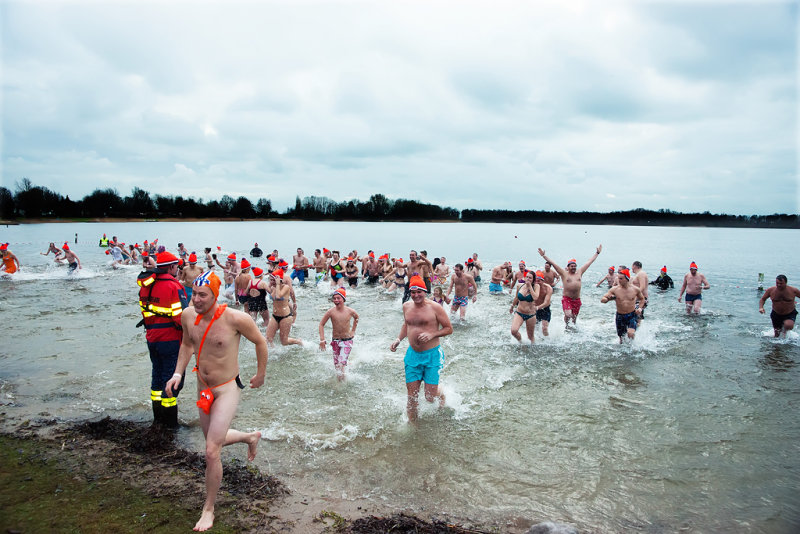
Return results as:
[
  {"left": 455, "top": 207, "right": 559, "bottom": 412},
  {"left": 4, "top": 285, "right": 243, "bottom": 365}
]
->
[{"left": 408, "top": 275, "right": 426, "bottom": 291}]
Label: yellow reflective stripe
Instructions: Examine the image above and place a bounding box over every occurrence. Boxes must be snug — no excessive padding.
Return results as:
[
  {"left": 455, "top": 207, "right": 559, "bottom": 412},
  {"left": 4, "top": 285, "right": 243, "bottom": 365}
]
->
[
  {"left": 151, "top": 390, "right": 162, "bottom": 402},
  {"left": 148, "top": 304, "right": 174, "bottom": 314},
  {"left": 138, "top": 277, "right": 155, "bottom": 287},
  {"left": 161, "top": 397, "right": 177, "bottom": 407}
]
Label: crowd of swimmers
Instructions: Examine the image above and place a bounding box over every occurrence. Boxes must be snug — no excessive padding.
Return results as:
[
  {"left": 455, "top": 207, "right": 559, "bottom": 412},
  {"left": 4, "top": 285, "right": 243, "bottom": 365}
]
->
[
  {"left": 3, "top": 237, "right": 798, "bottom": 345},
  {"left": 3, "top": 234, "right": 798, "bottom": 531}
]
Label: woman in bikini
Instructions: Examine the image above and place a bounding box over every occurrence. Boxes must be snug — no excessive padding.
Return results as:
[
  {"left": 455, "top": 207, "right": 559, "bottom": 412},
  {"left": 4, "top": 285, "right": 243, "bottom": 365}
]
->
[
  {"left": 387, "top": 258, "right": 406, "bottom": 293},
  {"left": 509, "top": 270, "right": 540, "bottom": 344},
  {"left": 265, "top": 269, "right": 303, "bottom": 347}
]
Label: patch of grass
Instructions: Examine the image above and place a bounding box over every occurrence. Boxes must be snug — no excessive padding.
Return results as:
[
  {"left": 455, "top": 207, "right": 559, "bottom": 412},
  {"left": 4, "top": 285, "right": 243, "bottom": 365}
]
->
[{"left": 0, "top": 434, "right": 237, "bottom": 534}]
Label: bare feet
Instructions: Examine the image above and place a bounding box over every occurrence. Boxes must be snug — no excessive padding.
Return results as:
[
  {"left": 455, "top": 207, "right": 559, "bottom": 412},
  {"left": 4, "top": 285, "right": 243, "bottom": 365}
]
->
[
  {"left": 194, "top": 510, "right": 214, "bottom": 531},
  {"left": 247, "top": 431, "right": 261, "bottom": 461}
]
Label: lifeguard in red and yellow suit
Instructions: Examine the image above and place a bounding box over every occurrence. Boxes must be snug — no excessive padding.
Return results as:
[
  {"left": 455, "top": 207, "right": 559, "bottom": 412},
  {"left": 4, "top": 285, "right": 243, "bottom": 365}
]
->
[{"left": 138, "top": 251, "right": 188, "bottom": 427}]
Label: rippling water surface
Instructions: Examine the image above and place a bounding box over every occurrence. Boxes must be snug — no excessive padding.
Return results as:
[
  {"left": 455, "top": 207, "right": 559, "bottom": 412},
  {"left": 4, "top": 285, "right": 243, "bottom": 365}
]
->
[{"left": 2, "top": 221, "right": 799, "bottom": 532}]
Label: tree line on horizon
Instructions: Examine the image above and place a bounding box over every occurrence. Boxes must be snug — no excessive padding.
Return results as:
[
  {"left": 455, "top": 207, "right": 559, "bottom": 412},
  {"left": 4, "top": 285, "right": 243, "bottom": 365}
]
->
[{"left": 1, "top": 178, "right": 797, "bottom": 228}]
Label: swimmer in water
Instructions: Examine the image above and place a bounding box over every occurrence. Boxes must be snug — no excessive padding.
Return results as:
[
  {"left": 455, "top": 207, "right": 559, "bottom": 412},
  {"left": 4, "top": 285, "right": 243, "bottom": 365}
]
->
[
  {"left": 265, "top": 269, "right": 303, "bottom": 347},
  {"left": 390, "top": 275, "right": 453, "bottom": 424},
  {"left": 41, "top": 242, "right": 65, "bottom": 262},
  {"left": 601, "top": 268, "right": 644, "bottom": 344},
  {"left": 596, "top": 266, "right": 617, "bottom": 288},
  {"left": 538, "top": 245, "right": 602, "bottom": 328},
  {"left": 677, "top": 262, "right": 710, "bottom": 314},
  {"left": 61, "top": 244, "right": 81, "bottom": 273},
  {"left": 318, "top": 287, "right": 359, "bottom": 381},
  {"left": 509, "top": 270, "right": 540, "bottom": 344},
  {"left": 758, "top": 274, "right": 800, "bottom": 338}
]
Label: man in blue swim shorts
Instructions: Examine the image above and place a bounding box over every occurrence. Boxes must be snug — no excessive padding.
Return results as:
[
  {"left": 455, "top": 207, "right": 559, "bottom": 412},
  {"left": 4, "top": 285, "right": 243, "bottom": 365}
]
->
[
  {"left": 489, "top": 262, "right": 512, "bottom": 294},
  {"left": 390, "top": 275, "right": 453, "bottom": 423}
]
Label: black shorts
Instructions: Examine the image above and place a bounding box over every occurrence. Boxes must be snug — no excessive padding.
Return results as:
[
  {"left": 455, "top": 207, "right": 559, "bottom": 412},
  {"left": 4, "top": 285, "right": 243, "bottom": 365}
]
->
[
  {"left": 536, "top": 306, "right": 551, "bottom": 322},
  {"left": 771, "top": 309, "right": 798, "bottom": 330}
]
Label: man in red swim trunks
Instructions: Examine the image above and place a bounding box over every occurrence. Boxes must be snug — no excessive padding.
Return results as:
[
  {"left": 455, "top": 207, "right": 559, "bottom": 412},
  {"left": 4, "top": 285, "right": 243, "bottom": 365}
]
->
[{"left": 538, "top": 245, "right": 602, "bottom": 328}]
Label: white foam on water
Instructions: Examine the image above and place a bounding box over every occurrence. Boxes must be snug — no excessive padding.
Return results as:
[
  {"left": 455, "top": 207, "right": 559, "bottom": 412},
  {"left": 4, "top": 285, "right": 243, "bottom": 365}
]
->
[{"left": 260, "top": 421, "right": 361, "bottom": 451}]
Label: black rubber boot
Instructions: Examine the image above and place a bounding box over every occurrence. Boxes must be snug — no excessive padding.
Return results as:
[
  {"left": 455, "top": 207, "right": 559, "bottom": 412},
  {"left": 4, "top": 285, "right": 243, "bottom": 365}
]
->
[
  {"left": 161, "top": 405, "right": 179, "bottom": 428},
  {"left": 152, "top": 400, "right": 164, "bottom": 425}
]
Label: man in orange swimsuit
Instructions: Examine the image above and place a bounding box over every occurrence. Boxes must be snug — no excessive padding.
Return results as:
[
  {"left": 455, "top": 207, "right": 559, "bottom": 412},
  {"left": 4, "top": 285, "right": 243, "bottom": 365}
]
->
[{"left": 164, "top": 271, "right": 267, "bottom": 532}]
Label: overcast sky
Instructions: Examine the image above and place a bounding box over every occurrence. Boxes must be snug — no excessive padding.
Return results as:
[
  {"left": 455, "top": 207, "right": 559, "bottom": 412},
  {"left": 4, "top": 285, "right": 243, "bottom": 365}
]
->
[{"left": 2, "top": 1, "right": 797, "bottom": 215}]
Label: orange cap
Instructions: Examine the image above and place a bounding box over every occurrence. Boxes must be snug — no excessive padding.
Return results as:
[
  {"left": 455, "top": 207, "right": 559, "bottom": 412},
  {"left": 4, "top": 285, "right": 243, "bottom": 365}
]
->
[
  {"left": 333, "top": 287, "right": 346, "bottom": 301},
  {"left": 408, "top": 275, "right": 426, "bottom": 291},
  {"left": 252, "top": 267, "right": 264, "bottom": 277},
  {"left": 241, "top": 258, "right": 251, "bottom": 269},
  {"left": 194, "top": 271, "right": 221, "bottom": 299}
]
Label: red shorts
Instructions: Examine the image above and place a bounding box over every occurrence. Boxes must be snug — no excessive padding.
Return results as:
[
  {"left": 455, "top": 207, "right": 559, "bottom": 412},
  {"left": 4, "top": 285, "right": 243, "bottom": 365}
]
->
[{"left": 561, "top": 296, "right": 582, "bottom": 316}]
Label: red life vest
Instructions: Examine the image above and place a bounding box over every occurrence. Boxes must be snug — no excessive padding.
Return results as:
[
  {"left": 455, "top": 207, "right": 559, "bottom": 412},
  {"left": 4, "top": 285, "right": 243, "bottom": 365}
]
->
[{"left": 137, "top": 271, "right": 188, "bottom": 343}]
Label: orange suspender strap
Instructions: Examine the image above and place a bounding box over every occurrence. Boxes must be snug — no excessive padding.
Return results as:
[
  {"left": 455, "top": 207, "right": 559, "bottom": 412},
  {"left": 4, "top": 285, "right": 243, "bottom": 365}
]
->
[{"left": 192, "top": 304, "right": 237, "bottom": 389}]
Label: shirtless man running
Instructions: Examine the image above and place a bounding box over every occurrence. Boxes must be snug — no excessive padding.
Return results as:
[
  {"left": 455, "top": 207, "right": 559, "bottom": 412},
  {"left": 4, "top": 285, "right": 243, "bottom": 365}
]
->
[
  {"left": 390, "top": 275, "right": 453, "bottom": 424},
  {"left": 290, "top": 248, "right": 310, "bottom": 285},
  {"left": 490, "top": 262, "right": 513, "bottom": 294},
  {"left": 759, "top": 275, "right": 800, "bottom": 337},
  {"left": 601, "top": 268, "right": 644, "bottom": 343},
  {"left": 318, "top": 287, "right": 360, "bottom": 381},
  {"left": 164, "top": 271, "right": 267, "bottom": 532},
  {"left": 312, "top": 249, "right": 326, "bottom": 284},
  {"left": 180, "top": 253, "right": 205, "bottom": 300},
  {"left": 542, "top": 261, "right": 560, "bottom": 288},
  {"left": 631, "top": 261, "right": 649, "bottom": 318},
  {"left": 538, "top": 245, "right": 602, "bottom": 327},
  {"left": 446, "top": 263, "right": 478, "bottom": 321},
  {"left": 402, "top": 250, "right": 433, "bottom": 302},
  {"left": 433, "top": 257, "right": 450, "bottom": 288},
  {"left": 596, "top": 267, "right": 616, "bottom": 288},
  {"left": 677, "top": 262, "right": 710, "bottom": 314},
  {"left": 534, "top": 270, "right": 554, "bottom": 337},
  {"left": 61, "top": 244, "right": 81, "bottom": 273}
]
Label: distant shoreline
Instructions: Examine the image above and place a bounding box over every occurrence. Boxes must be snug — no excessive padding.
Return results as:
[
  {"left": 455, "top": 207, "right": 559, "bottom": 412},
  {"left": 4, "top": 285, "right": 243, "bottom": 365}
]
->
[{"left": 2, "top": 216, "right": 798, "bottom": 229}]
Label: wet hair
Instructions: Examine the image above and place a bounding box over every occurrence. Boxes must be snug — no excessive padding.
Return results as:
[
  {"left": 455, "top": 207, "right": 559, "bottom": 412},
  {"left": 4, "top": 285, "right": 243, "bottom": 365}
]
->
[
  {"left": 618, "top": 265, "right": 628, "bottom": 271},
  {"left": 633, "top": 261, "right": 642, "bottom": 268},
  {"left": 455, "top": 263, "right": 464, "bottom": 270},
  {"left": 777, "top": 274, "right": 788, "bottom": 283},
  {"left": 315, "top": 249, "right": 321, "bottom": 254},
  {"left": 205, "top": 247, "right": 211, "bottom": 253}
]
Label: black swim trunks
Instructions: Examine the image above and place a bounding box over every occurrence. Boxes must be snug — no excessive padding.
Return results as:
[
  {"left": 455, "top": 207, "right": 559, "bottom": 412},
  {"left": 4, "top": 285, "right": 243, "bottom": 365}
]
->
[
  {"left": 536, "top": 306, "right": 551, "bottom": 322},
  {"left": 770, "top": 309, "right": 798, "bottom": 330}
]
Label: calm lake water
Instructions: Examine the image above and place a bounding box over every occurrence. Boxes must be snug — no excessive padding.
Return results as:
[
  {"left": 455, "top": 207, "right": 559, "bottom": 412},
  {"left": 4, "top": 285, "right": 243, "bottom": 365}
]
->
[{"left": 1, "top": 221, "right": 799, "bottom": 533}]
